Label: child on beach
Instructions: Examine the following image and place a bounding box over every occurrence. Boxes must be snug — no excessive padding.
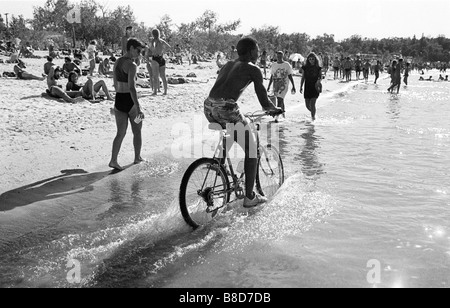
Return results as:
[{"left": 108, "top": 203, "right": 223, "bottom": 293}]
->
[{"left": 267, "top": 50, "right": 296, "bottom": 122}]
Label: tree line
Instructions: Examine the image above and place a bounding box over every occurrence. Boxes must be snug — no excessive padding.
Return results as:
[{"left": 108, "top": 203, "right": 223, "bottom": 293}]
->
[{"left": 1, "top": 0, "right": 449, "bottom": 63}]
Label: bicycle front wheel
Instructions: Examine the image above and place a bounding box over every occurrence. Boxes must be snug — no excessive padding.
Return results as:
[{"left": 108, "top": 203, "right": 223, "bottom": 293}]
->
[
  {"left": 179, "top": 158, "right": 230, "bottom": 229},
  {"left": 256, "top": 144, "right": 284, "bottom": 198}
]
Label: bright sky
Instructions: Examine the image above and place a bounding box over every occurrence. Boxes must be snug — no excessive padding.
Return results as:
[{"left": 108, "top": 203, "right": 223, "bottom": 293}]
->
[{"left": 1, "top": 0, "right": 449, "bottom": 41}]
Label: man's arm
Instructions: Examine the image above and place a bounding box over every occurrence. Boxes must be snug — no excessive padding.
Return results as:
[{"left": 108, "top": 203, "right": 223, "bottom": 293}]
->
[
  {"left": 127, "top": 63, "right": 141, "bottom": 112},
  {"left": 300, "top": 75, "right": 305, "bottom": 93},
  {"left": 267, "top": 75, "right": 273, "bottom": 92},
  {"left": 112, "top": 61, "right": 118, "bottom": 90},
  {"left": 288, "top": 74, "right": 296, "bottom": 91},
  {"left": 252, "top": 67, "right": 277, "bottom": 111}
]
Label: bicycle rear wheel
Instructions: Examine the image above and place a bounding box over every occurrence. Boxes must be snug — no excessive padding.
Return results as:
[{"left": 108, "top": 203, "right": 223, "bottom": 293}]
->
[
  {"left": 179, "top": 158, "right": 230, "bottom": 229},
  {"left": 256, "top": 144, "right": 284, "bottom": 198}
]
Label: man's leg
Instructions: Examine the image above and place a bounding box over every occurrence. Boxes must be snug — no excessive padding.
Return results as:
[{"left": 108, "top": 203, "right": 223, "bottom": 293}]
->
[
  {"left": 277, "top": 97, "right": 285, "bottom": 118},
  {"left": 94, "top": 80, "right": 114, "bottom": 100},
  {"left": 160, "top": 65, "right": 168, "bottom": 95},
  {"left": 151, "top": 60, "right": 160, "bottom": 95},
  {"left": 22, "top": 72, "right": 45, "bottom": 81},
  {"left": 129, "top": 108, "right": 144, "bottom": 164},
  {"left": 109, "top": 109, "right": 129, "bottom": 170},
  {"left": 50, "top": 86, "right": 75, "bottom": 103}
]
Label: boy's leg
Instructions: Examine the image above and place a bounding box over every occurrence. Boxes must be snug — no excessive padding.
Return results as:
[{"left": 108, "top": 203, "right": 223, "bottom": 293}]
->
[{"left": 277, "top": 97, "right": 285, "bottom": 118}]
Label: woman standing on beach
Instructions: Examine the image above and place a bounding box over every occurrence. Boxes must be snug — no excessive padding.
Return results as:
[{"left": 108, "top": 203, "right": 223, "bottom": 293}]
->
[
  {"left": 300, "top": 52, "right": 322, "bottom": 121},
  {"left": 109, "top": 38, "right": 146, "bottom": 171}
]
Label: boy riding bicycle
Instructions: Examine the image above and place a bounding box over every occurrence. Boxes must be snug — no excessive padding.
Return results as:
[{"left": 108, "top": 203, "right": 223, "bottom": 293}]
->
[{"left": 203, "top": 37, "right": 282, "bottom": 208}]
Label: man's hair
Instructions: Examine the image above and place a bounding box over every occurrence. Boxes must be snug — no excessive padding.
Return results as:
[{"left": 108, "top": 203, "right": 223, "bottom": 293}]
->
[
  {"left": 64, "top": 57, "right": 72, "bottom": 62},
  {"left": 47, "top": 56, "right": 53, "bottom": 62},
  {"left": 126, "top": 38, "right": 145, "bottom": 51},
  {"left": 236, "top": 37, "right": 257, "bottom": 56},
  {"left": 152, "top": 29, "right": 160, "bottom": 38},
  {"left": 126, "top": 26, "right": 132, "bottom": 31}
]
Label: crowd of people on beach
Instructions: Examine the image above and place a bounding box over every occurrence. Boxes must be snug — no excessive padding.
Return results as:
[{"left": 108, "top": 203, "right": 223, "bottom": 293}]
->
[{"left": 2, "top": 29, "right": 450, "bottom": 208}]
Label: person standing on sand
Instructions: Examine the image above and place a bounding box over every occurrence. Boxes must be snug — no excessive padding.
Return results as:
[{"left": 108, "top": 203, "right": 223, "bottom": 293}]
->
[
  {"left": 403, "top": 62, "right": 410, "bottom": 85},
  {"left": 86, "top": 40, "right": 97, "bottom": 76},
  {"left": 121, "top": 26, "right": 133, "bottom": 56},
  {"left": 300, "top": 52, "right": 322, "bottom": 121},
  {"left": 267, "top": 50, "right": 296, "bottom": 122},
  {"left": 149, "top": 29, "right": 171, "bottom": 95},
  {"left": 109, "top": 38, "right": 146, "bottom": 171},
  {"left": 374, "top": 60, "right": 381, "bottom": 84},
  {"left": 260, "top": 49, "right": 268, "bottom": 79},
  {"left": 203, "top": 37, "right": 282, "bottom": 208}
]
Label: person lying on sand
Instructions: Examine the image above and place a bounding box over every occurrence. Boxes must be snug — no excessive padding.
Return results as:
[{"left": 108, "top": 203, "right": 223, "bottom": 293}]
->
[
  {"left": 13, "top": 59, "right": 45, "bottom": 81},
  {"left": 66, "top": 71, "right": 114, "bottom": 100}
]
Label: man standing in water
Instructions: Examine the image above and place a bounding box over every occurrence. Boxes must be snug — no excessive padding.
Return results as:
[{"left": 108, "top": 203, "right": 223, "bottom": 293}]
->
[
  {"left": 109, "top": 38, "right": 146, "bottom": 171},
  {"left": 267, "top": 50, "right": 296, "bottom": 122},
  {"left": 203, "top": 37, "right": 282, "bottom": 208}
]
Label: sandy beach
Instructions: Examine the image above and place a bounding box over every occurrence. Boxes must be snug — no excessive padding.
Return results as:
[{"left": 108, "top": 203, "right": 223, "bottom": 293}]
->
[{"left": 0, "top": 51, "right": 348, "bottom": 197}]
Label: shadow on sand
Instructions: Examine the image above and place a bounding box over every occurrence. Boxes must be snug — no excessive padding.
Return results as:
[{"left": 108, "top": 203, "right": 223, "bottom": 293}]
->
[{"left": 0, "top": 167, "right": 126, "bottom": 212}]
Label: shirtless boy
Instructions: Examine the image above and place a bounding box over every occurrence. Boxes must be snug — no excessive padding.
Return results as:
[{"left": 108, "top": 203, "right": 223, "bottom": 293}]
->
[
  {"left": 204, "top": 37, "right": 282, "bottom": 208},
  {"left": 149, "top": 29, "right": 171, "bottom": 95}
]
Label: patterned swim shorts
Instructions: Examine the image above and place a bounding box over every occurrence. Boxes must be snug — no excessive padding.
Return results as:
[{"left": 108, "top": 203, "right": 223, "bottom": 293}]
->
[{"left": 204, "top": 97, "right": 248, "bottom": 129}]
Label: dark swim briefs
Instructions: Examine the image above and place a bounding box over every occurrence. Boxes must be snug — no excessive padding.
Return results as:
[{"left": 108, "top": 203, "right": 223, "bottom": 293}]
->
[
  {"left": 115, "top": 92, "right": 134, "bottom": 113},
  {"left": 152, "top": 55, "right": 166, "bottom": 67}
]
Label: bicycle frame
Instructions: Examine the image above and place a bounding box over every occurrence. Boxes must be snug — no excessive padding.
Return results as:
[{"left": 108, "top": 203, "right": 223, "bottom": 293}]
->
[{"left": 208, "top": 111, "right": 268, "bottom": 200}]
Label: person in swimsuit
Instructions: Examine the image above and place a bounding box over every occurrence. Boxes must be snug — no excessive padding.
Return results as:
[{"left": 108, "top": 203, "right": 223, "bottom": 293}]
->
[
  {"left": 86, "top": 40, "right": 97, "bottom": 76},
  {"left": 204, "top": 36, "right": 282, "bottom": 208},
  {"left": 109, "top": 38, "right": 146, "bottom": 171},
  {"left": 46, "top": 66, "right": 81, "bottom": 103},
  {"left": 13, "top": 59, "right": 45, "bottom": 81},
  {"left": 66, "top": 71, "right": 114, "bottom": 100},
  {"left": 149, "top": 29, "right": 171, "bottom": 95},
  {"left": 300, "top": 52, "right": 322, "bottom": 121}
]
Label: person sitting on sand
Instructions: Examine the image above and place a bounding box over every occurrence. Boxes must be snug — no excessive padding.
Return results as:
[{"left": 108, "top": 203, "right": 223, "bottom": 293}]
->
[
  {"left": 46, "top": 66, "right": 82, "bottom": 103},
  {"left": 62, "top": 57, "right": 81, "bottom": 78},
  {"left": 438, "top": 74, "right": 445, "bottom": 81},
  {"left": 98, "top": 58, "right": 113, "bottom": 77},
  {"left": 13, "top": 59, "right": 45, "bottom": 81},
  {"left": 445, "top": 75, "right": 449, "bottom": 81},
  {"left": 43, "top": 56, "right": 55, "bottom": 76},
  {"left": 66, "top": 71, "right": 114, "bottom": 100}
]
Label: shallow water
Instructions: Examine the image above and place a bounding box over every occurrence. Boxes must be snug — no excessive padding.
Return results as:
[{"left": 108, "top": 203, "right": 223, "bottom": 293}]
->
[{"left": 1, "top": 72, "right": 449, "bottom": 288}]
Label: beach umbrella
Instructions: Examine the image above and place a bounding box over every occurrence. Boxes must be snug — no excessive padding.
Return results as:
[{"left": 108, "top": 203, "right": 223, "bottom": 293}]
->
[{"left": 289, "top": 53, "right": 304, "bottom": 62}]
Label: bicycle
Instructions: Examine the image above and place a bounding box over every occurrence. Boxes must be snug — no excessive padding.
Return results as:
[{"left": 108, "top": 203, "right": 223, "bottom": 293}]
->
[{"left": 179, "top": 110, "right": 285, "bottom": 229}]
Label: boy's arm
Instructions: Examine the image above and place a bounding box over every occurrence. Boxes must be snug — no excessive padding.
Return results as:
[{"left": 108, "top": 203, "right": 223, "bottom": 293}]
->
[{"left": 252, "top": 67, "right": 277, "bottom": 111}]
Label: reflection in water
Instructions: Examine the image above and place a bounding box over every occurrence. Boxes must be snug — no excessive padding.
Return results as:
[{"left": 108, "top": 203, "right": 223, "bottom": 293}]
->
[
  {"left": 387, "top": 96, "right": 401, "bottom": 120},
  {"left": 296, "top": 124, "right": 324, "bottom": 178}
]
